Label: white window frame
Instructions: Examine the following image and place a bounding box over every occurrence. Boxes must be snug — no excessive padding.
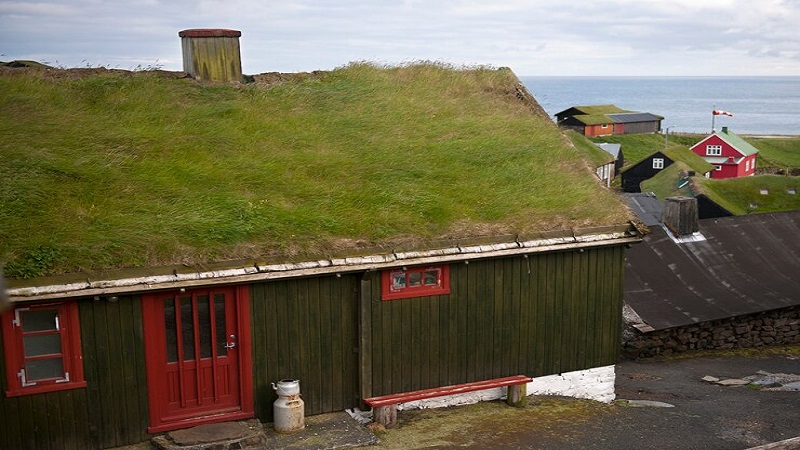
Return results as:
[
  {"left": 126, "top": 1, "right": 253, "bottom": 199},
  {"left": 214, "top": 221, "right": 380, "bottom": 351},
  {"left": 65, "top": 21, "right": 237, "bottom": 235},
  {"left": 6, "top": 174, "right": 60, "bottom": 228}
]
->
[
  {"left": 714, "top": 165, "right": 722, "bottom": 171},
  {"left": 652, "top": 158, "right": 664, "bottom": 169},
  {"left": 706, "top": 145, "right": 722, "bottom": 156}
]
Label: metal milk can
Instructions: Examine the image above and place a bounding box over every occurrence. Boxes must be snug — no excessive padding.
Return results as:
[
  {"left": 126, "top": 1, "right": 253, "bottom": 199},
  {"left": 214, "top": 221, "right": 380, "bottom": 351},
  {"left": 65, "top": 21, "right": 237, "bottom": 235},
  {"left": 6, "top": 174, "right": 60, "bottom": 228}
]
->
[{"left": 272, "top": 379, "right": 305, "bottom": 433}]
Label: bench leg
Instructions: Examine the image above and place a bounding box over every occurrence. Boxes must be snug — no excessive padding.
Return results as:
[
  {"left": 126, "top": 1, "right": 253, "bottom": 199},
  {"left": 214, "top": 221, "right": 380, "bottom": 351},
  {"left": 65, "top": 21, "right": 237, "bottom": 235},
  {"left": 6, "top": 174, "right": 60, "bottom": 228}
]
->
[
  {"left": 374, "top": 405, "right": 398, "bottom": 428},
  {"left": 506, "top": 383, "right": 527, "bottom": 407}
]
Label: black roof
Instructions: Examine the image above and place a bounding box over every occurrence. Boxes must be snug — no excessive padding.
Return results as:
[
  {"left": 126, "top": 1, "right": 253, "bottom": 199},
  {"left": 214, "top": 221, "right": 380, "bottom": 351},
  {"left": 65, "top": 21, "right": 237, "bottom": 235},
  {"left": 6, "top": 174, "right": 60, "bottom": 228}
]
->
[
  {"left": 623, "top": 193, "right": 663, "bottom": 227},
  {"left": 624, "top": 210, "right": 800, "bottom": 330}
]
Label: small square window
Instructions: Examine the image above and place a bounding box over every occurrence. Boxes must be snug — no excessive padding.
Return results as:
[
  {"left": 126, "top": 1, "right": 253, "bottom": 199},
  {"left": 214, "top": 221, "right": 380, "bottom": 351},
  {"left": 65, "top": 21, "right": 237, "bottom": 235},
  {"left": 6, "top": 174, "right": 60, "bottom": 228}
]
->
[
  {"left": 2, "top": 302, "right": 86, "bottom": 397},
  {"left": 760, "top": 188, "right": 769, "bottom": 195},
  {"left": 382, "top": 265, "right": 450, "bottom": 300},
  {"left": 391, "top": 273, "right": 406, "bottom": 290},
  {"left": 408, "top": 271, "right": 422, "bottom": 287},
  {"left": 706, "top": 145, "right": 722, "bottom": 156},
  {"left": 788, "top": 188, "right": 797, "bottom": 195},
  {"left": 714, "top": 165, "right": 722, "bottom": 171},
  {"left": 653, "top": 158, "right": 664, "bottom": 170}
]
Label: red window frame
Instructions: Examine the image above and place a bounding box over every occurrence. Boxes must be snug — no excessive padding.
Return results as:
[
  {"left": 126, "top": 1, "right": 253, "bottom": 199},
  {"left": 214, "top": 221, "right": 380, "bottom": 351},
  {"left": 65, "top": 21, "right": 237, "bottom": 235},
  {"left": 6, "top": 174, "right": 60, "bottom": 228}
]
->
[
  {"left": 1, "top": 301, "right": 86, "bottom": 397},
  {"left": 381, "top": 265, "right": 450, "bottom": 301}
]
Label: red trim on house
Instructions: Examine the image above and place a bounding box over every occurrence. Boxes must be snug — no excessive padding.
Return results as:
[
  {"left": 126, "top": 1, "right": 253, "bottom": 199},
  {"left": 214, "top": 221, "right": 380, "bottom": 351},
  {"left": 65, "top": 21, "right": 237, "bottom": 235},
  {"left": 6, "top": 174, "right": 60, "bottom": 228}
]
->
[
  {"left": 142, "top": 285, "right": 253, "bottom": 433},
  {"left": 2, "top": 301, "right": 86, "bottom": 397},
  {"left": 381, "top": 265, "right": 450, "bottom": 300}
]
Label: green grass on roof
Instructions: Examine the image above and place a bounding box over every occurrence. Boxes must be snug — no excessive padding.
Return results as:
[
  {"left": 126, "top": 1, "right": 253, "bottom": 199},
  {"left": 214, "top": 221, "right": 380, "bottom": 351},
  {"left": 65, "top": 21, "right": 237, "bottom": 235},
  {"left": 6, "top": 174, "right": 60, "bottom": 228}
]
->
[
  {"left": 694, "top": 175, "right": 800, "bottom": 215},
  {"left": 599, "top": 133, "right": 712, "bottom": 173},
  {"left": 0, "top": 62, "right": 632, "bottom": 278},
  {"left": 640, "top": 162, "right": 696, "bottom": 199},
  {"left": 565, "top": 131, "right": 615, "bottom": 167},
  {"left": 573, "top": 114, "right": 614, "bottom": 125},
  {"left": 574, "top": 105, "right": 628, "bottom": 115}
]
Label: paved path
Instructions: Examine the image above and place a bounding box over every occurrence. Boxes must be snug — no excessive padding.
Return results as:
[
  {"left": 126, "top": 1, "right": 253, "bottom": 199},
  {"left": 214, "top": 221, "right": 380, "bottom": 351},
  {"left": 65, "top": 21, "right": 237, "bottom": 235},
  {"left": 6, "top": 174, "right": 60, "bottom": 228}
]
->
[{"left": 376, "top": 351, "right": 800, "bottom": 449}]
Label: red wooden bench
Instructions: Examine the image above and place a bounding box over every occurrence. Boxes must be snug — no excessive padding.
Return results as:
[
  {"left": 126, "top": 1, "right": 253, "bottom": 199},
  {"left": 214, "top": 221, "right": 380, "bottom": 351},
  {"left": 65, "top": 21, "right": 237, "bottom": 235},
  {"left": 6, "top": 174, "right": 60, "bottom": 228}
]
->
[{"left": 364, "top": 375, "right": 533, "bottom": 428}]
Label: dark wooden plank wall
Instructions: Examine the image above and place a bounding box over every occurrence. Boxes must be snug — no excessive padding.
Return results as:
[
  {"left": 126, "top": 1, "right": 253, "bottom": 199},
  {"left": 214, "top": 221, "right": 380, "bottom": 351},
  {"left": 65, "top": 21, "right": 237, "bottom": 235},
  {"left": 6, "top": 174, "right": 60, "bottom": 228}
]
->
[
  {"left": 0, "top": 296, "right": 149, "bottom": 449},
  {"left": 624, "top": 121, "right": 661, "bottom": 134},
  {"left": 250, "top": 275, "right": 360, "bottom": 422},
  {"left": 367, "top": 246, "right": 625, "bottom": 396},
  {"left": 1, "top": 244, "right": 624, "bottom": 447}
]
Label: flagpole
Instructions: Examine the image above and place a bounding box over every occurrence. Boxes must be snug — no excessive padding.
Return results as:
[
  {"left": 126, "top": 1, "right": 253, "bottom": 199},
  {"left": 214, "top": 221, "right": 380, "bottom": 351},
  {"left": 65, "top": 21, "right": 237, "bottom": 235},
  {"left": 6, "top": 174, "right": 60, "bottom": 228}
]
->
[{"left": 711, "top": 104, "right": 715, "bottom": 133}]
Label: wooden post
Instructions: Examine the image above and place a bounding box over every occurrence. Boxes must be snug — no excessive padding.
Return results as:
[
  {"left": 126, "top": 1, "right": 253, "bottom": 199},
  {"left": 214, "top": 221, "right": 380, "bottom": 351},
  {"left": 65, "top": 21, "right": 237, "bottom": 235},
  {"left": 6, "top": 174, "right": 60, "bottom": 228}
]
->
[
  {"left": 506, "top": 383, "right": 527, "bottom": 407},
  {"left": 359, "top": 276, "right": 373, "bottom": 405},
  {"left": 374, "top": 405, "right": 397, "bottom": 428}
]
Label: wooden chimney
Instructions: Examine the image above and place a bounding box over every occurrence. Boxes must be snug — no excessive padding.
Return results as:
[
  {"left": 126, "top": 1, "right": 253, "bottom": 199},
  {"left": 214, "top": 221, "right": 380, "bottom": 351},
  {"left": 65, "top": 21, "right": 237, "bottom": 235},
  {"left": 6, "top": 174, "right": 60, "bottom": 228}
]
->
[
  {"left": 179, "top": 29, "right": 242, "bottom": 83},
  {"left": 662, "top": 196, "right": 699, "bottom": 237}
]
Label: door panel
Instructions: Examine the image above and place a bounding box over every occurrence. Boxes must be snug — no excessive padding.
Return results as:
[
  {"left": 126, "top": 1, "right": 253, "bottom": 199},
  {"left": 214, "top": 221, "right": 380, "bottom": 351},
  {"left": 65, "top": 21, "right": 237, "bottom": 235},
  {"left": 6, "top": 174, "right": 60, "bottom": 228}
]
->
[{"left": 143, "top": 286, "right": 253, "bottom": 432}]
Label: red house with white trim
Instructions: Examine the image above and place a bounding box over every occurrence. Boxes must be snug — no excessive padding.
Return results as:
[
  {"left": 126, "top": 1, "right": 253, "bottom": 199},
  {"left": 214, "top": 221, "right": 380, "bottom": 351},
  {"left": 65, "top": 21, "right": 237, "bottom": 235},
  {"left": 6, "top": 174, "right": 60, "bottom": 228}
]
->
[{"left": 690, "top": 127, "right": 759, "bottom": 179}]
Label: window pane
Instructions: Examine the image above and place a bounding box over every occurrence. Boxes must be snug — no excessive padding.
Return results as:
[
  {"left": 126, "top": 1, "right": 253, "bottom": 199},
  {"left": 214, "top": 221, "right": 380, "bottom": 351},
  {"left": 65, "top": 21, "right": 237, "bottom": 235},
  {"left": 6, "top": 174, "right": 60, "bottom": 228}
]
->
[
  {"left": 391, "top": 273, "right": 406, "bottom": 290},
  {"left": 197, "top": 295, "right": 211, "bottom": 359},
  {"left": 215, "top": 294, "right": 227, "bottom": 356},
  {"left": 180, "top": 297, "right": 195, "bottom": 361},
  {"left": 26, "top": 358, "right": 64, "bottom": 381},
  {"left": 164, "top": 298, "right": 178, "bottom": 363},
  {"left": 24, "top": 334, "right": 62, "bottom": 357},
  {"left": 21, "top": 309, "right": 58, "bottom": 332},
  {"left": 424, "top": 270, "right": 439, "bottom": 286},
  {"left": 408, "top": 271, "right": 422, "bottom": 287}
]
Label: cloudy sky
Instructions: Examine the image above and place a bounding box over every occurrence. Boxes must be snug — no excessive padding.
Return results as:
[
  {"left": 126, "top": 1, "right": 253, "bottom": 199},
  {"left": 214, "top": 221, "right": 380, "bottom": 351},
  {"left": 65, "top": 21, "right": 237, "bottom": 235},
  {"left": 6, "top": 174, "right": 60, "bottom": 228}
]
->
[{"left": 1, "top": 0, "right": 799, "bottom": 76}]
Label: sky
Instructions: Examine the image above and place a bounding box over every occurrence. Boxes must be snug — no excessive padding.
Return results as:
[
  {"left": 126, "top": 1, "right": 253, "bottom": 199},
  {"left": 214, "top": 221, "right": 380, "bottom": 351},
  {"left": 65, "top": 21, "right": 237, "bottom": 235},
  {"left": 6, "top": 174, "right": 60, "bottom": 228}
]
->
[{"left": 1, "top": 0, "right": 800, "bottom": 76}]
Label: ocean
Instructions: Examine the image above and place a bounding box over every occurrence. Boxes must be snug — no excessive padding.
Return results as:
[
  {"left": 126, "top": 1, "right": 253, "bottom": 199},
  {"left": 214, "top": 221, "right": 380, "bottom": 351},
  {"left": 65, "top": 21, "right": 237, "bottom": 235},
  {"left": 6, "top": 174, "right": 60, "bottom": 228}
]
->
[{"left": 519, "top": 76, "right": 800, "bottom": 136}]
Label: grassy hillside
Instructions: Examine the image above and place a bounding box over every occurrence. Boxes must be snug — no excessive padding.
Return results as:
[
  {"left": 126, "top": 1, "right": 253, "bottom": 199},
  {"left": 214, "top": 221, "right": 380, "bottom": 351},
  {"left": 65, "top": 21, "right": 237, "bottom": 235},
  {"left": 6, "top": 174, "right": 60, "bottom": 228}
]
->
[
  {"left": 0, "top": 63, "right": 631, "bottom": 278},
  {"left": 746, "top": 137, "right": 800, "bottom": 170}
]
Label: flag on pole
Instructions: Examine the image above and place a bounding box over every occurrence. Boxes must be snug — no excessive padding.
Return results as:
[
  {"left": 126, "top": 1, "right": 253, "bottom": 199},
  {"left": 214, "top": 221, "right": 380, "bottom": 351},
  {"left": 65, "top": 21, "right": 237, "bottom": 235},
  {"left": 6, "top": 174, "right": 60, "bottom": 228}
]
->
[{"left": 713, "top": 109, "right": 733, "bottom": 117}]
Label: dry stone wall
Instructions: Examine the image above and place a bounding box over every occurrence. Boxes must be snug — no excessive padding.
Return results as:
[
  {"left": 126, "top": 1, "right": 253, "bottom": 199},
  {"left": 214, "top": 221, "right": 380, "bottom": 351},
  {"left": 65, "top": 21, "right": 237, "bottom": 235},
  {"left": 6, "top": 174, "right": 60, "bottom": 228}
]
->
[{"left": 622, "top": 306, "right": 800, "bottom": 359}]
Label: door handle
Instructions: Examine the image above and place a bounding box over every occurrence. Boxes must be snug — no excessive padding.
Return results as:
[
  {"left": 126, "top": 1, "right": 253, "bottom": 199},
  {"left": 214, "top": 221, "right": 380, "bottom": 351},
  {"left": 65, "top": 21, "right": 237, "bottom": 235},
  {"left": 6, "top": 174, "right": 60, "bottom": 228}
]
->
[{"left": 224, "top": 342, "right": 236, "bottom": 349}]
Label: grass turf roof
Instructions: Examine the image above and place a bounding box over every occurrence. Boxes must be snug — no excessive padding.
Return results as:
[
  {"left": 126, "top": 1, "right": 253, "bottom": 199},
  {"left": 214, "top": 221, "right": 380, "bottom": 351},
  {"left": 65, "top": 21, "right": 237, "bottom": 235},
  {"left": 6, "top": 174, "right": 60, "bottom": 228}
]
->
[
  {"left": 0, "top": 62, "right": 632, "bottom": 279},
  {"left": 565, "top": 131, "right": 615, "bottom": 167},
  {"left": 571, "top": 105, "right": 629, "bottom": 115},
  {"left": 692, "top": 175, "right": 800, "bottom": 215}
]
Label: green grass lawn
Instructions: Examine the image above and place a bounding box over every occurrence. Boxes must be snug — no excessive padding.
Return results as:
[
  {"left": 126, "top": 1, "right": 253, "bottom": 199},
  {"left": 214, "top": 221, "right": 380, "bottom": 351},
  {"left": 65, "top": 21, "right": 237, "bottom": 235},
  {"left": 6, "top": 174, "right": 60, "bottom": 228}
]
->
[
  {"left": 0, "top": 63, "right": 631, "bottom": 278},
  {"left": 746, "top": 137, "right": 800, "bottom": 170}
]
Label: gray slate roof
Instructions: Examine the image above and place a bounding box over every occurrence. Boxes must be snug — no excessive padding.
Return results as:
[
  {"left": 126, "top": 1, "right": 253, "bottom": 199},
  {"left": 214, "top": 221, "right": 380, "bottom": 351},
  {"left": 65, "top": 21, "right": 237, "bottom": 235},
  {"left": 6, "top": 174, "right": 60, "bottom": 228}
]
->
[
  {"left": 624, "top": 210, "right": 800, "bottom": 330},
  {"left": 606, "top": 112, "right": 664, "bottom": 123},
  {"left": 595, "top": 143, "right": 622, "bottom": 159},
  {"left": 623, "top": 193, "right": 663, "bottom": 227}
]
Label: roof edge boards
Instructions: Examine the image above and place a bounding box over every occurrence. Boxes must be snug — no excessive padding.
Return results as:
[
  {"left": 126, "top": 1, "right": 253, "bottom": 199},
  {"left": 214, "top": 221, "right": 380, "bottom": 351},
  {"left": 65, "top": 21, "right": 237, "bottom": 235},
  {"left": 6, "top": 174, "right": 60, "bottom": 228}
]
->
[{"left": 8, "top": 230, "right": 642, "bottom": 302}]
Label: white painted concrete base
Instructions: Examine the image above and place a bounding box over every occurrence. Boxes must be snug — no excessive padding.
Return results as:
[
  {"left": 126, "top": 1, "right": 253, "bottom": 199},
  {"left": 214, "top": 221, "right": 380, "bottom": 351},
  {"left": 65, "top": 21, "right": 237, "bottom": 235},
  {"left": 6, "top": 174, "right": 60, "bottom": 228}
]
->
[{"left": 397, "top": 365, "right": 616, "bottom": 411}]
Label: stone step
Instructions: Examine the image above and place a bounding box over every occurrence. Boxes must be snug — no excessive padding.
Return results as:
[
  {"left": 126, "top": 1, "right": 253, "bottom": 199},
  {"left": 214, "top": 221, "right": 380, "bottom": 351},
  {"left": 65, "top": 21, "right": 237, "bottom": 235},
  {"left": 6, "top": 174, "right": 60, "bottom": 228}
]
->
[{"left": 152, "top": 420, "right": 266, "bottom": 450}]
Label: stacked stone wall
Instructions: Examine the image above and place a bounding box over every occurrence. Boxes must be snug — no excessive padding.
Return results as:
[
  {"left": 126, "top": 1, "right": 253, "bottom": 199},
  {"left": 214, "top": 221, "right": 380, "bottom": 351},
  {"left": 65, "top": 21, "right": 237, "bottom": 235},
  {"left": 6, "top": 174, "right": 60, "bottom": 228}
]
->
[{"left": 623, "top": 306, "right": 800, "bottom": 359}]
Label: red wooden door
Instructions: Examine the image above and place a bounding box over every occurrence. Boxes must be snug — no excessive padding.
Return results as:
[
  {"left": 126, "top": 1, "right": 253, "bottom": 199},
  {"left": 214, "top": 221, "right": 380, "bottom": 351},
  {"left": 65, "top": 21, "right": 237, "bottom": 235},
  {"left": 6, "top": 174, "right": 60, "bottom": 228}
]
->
[{"left": 143, "top": 285, "right": 253, "bottom": 433}]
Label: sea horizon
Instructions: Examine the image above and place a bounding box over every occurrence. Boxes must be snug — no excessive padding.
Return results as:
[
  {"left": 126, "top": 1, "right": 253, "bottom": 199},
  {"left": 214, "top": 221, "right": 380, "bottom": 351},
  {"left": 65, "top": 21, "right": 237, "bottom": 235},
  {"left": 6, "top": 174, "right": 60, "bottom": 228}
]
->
[{"left": 520, "top": 76, "right": 800, "bottom": 136}]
